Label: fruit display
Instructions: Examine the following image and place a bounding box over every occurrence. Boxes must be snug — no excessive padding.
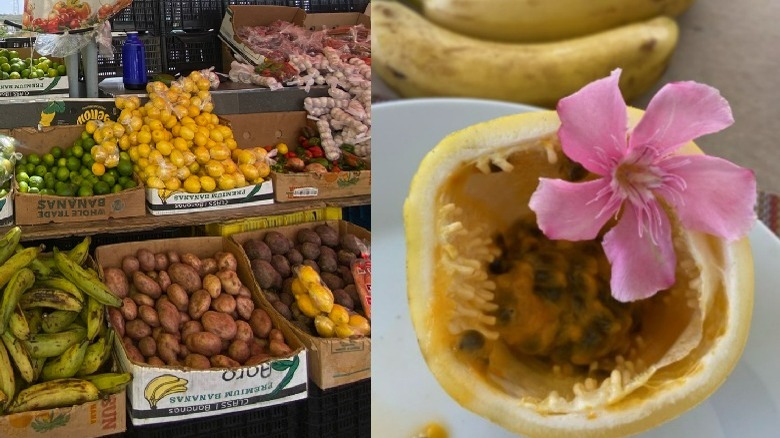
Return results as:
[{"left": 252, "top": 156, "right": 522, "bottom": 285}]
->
[
  {"left": 268, "top": 128, "right": 369, "bottom": 174},
  {"left": 22, "top": 0, "right": 132, "bottom": 33},
  {"left": 89, "top": 72, "right": 272, "bottom": 196},
  {"left": 373, "top": 2, "right": 679, "bottom": 107},
  {"left": 0, "top": 135, "right": 20, "bottom": 199},
  {"left": 403, "top": 74, "right": 755, "bottom": 436},
  {"left": 15, "top": 129, "right": 137, "bottom": 197},
  {"left": 0, "top": 229, "right": 130, "bottom": 415},
  {"left": 103, "top": 248, "right": 296, "bottom": 369},
  {"left": 0, "top": 49, "right": 67, "bottom": 81},
  {"left": 242, "top": 224, "right": 371, "bottom": 338}
]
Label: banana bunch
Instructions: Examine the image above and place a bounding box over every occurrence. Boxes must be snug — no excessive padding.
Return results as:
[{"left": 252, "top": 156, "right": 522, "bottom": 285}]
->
[
  {"left": 0, "top": 228, "right": 128, "bottom": 415},
  {"left": 143, "top": 374, "right": 189, "bottom": 409},
  {"left": 374, "top": 1, "right": 683, "bottom": 107},
  {"left": 292, "top": 265, "right": 370, "bottom": 339}
]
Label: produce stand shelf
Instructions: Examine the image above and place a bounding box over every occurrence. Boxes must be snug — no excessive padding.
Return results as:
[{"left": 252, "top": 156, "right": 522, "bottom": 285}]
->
[{"left": 2, "top": 195, "right": 369, "bottom": 242}]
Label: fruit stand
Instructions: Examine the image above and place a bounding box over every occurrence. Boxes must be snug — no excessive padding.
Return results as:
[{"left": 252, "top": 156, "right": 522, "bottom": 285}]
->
[{"left": 0, "top": 1, "right": 371, "bottom": 437}]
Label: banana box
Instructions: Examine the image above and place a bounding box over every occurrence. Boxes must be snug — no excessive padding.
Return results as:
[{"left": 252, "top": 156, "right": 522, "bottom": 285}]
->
[
  {"left": 95, "top": 237, "right": 308, "bottom": 426},
  {"left": 229, "top": 220, "right": 371, "bottom": 390},
  {"left": 0, "top": 48, "right": 69, "bottom": 100}
]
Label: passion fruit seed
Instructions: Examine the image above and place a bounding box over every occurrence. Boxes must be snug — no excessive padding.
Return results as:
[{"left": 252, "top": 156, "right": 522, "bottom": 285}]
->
[{"left": 458, "top": 329, "right": 485, "bottom": 351}]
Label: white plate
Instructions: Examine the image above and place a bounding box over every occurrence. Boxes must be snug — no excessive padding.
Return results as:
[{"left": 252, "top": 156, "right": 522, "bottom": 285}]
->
[{"left": 371, "top": 98, "right": 780, "bottom": 437}]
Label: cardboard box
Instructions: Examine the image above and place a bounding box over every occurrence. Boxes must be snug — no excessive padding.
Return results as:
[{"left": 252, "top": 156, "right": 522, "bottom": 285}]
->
[
  {"left": 0, "top": 189, "right": 14, "bottom": 226},
  {"left": 230, "top": 220, "right": 371, "bottom": 389},
  {"left": 219, "top": 5, "right": 307, "bottom": 67},
  {"left": 145, "top": 181, "right": 274, "bottom": 216},
  {"left": 0, "top": 392, "right": 126, "bottom": 438},
  {"left": 35, "top": 99, "right": 120, "bottom": 129},
  {"left": 10, "top": 125, "right": 146, "bottom": 225},
  {"left": 95, "top": 237, "right": 308, "bottom": 426},
  {"left": 0, "top": 48, "right": 69, "bottom": 99},
  {"left": 302, "top": 12, "right": 371, "bottom": 31}
]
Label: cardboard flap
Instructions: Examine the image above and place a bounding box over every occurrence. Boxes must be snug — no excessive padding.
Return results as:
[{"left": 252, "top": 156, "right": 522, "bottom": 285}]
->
[
  {"left": 303, "top": 12, "right": 371, "bottom": 30},
  {"left": 222, "top": 111, "right": 308, "bottom": 149}
]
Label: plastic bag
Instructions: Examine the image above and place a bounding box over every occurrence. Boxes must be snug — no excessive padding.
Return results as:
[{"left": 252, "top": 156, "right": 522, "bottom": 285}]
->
[
  {"left": 34, "top": 20, "right": 113, "bottom": 58},
  {"left": 22, "top": 0, "right": 132, "bottom": 33},
  {"left": 0, "top": 135, "right": 23, "bottom": 188}
]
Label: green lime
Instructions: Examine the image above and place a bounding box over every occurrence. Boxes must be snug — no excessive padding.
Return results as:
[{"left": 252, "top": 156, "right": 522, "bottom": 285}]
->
[
  {"left": 28, "top": 175, "right": 44, "bottom": 189},
  {"left": 21, "top": 69, "right": 30, "bottom": 79},
  {"left": 81, "top": 154, "right": 95, "bottom": 168},
  {"left": 108, "top": 169, "right": 120, "bottom": 180},
  {"left": 47, "top": 68, "right": 58, "bottom": 78},
  {"left": 56, "top": 166, "right": 70, "bottom": 182},
  {"left": 0, "top": 189, "right": 7, "bottom": 198},
  {"left": 78, "top": 184, "right": 94, "bottom": 197},
  {"left": 82, "top": 137, "right": 95, "bottom": 149},
  {"left": 57, "top": 157, "right": 67, "bottom": 167},
  {"left": 74, "top": 138, "right": 84, "bottom": 148},
  {"left": 64, "top": 147, "right": 73, "bottom": 158},
  {"left": 8, "top": 51, "right": 18, "bottom": 60},
  {"left": 71, "top": 175, "right": 84, "bottom": 186},
  {"left": 8, "top": 72, "right": 20, "bottom": 80},
  {"left": 29, "top": 71, "right": 39, "bottom": 80},
  {"left": 93, "top": 181, "right": 110, "bottom": 195},
  {"left": 17, "top": 156, "right": 27, "bottom": 166},
  {"left": 16, "top": 171, "right": 29, "bottom": 184},
  {"left": 80, "top": 167, "right": 92, "bottom": 178},
  {"left": 42, "top": 153, "right": 55, "bottom": 168},
  {"left": 0, "top": 56, "right": 7, "bottom": 65},
  {"left": 66, "top": 157, "right": 81, "bottom": 172},
  {"left": 28, "top": 187, "right": 40, "bottom": 194},
  {"left": 80, "top": 132, "right": 89, "bottom": 141},
  {"left": 18, "top": 181, "right": 29, "bottom": 193},
  {"left": 101, "top": 173, "right": 116, "bottom": 187},
  {"left": 57, "top": 65, "right": 66, "bottom": 76},
  {"left": 44, "top": 175, "right": 56, "bottom": 190},
  {"left": 40, "top": 189, "right": 53, "bottom": 196},
  {"left": 35, "top": 69, "right": 44, "bottom": 78},
  {"left": 112, "top": 184, "right": 123, "bottom": 193},
  {"left": 27, "top": 154, "right": 41, "bottom": 165},
  {"left": 25, "top": 162, "right": 35, "bottom": 174},
  {"left": 1, "top": 72, "right": 9, "bottom": 80},
  {"left": 117, "top": 160, "right": 133, "bottom": 177},
  {"left": 34, "top": 164, "right": 47, "bottom": 177},
  {"left": 72, "top": 145, "right": 84, "bottom": 158},
  {"left": 9, "top": 64, "right": 21, "bottom": 73},
  {"left": 0, "top": 63, "right": 9, "bottom": 73},
  {"left": 118, "top": 176, "right": 130, "bottom": 186},
  {"left": 55, "top": 184, "right": 75, "bottom": 197},
  {"left": 51, "top": 147, "right": 63, "bottom": 159},
  {"left": 123, "top": 179, "right": 138, "bottom": 190},
  {"left": 119, "top": 151, "right": 130, "bottom": 161}
]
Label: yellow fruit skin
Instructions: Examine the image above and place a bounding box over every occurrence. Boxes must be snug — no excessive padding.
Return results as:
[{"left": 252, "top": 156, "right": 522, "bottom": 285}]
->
[
  {"left": 296, "top": 294, "right": 321, "bottom": 318},
  {"left": 307, "top": 283, "right": 334, "bottom": 314},
  {"left": 314, "top": 315, "right": 336, "bottom": 338}
]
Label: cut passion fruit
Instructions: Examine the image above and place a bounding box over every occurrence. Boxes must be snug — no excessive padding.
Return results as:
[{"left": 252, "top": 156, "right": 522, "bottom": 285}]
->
[{"left": 404, "top": 109, "right": 753, "bottom": 437}]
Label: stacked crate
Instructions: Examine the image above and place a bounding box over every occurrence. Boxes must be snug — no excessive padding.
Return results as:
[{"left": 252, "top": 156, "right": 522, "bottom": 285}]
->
[
  {"left": 99, "top": 0, "right": 164, "bottom": 79},
  {"left": 161, "top": 0, "right": 224, "bottom": 75}
]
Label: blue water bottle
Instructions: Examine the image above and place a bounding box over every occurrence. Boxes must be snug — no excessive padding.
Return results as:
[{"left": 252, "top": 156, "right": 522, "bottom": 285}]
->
[{"left": 122, "top": 32, "right": 148, "bottom": 90}]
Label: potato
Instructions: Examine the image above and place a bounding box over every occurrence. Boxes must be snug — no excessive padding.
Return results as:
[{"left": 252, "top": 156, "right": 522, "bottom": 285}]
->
[
  {"left": 338, "top": 265, "right": 355, "bottom": 285},
  {"left": 202, "top": 274, "right": 222, "bottom": 299},
  {"left": 137, "top": 248, "right": 156, "bottom": 272},
  {"left": 133, "top": 271, "right": 162, "bottom": 298},
  {"left": 217, "top": 270, "right": 242, "bottom": 295},
  {"left": 271, "top": 255, "right": 291, "bottom": 279},
  {"left": 315, "top": 224, "right": 339, "bottom": 247},
  {"left": 157, "top": 332, "right": 181, "bottom": 364},
  {"left": 167, "top": 251, "right": 180, "bottom": 264},
  {"left": 337, "top": 249, "right": 358, "bottom": 267},
  {"left": 216, "top": 252, "right": 238, "bottom": 272},
  {"left": 181, "top": 320, "right": 203, "bottom": 340},
  {"left": 320, "top": 272, "right": 344, "bottom": 291},
  {"left": 179, "top": 311, "right": 191, "bottom": 324},
  {"left": 235, "top": 320, "right": 254, "bottom": 342},
  {"left": 212, "top": 294, "right": 236, "bottom": 314},
  {"left": 184, "top": 353, "right": 211, "bottom": 370},
  {"left": 250, "top": 337, "right": 267, "bottom": 356},
  {"left": 152, "top": 326, "right": 163, "bottom": 340},
  {"left": 269, "top": 339, "right": 293, "bottom": 357},
  {"left": 126, "top": 319, "right": 152, "bottom": 340},
  {"left": 238, "top": 285, "right": 252, "bottom": 298},
  {"left": 243, "top": 239, "right": 272, "bottom": 262},
  {"left": 138, "top": 305, "right": 160, "bottom": 328},
  {"left": 120, "top": 297, "right": 138, "bottom": 321},
  {"left": 251, "top": 259, "right": 279, "bottom": 291},
  {"left": 264, "top": 291, "right": 280, "bottom": 303},
  {"left": 180, "top": 253, "right": 202, "bottom": 273},
  {"left": 264, "top": 231, "right": 292, "bottom": 255},
  {"left": 344, "top": 284, "right": 359, "bottom": 304},
  {"left": 154, "top": 253, "right": 170, "bottom": 271},
  {"left": 235, "top": 296, "right": 255, "bottom": 320},
  {"left": 200, "top": 257, "right": 218, "bottom": 276},
  {"left": 147, "top": 356, "right": 165, "bottom": 367},
  {"left": 333, "top": 289, "right": 354, "bottom": 310},
  {"left": 157, "top": 299, "right": 181, "bottom": 335},
  {"left": 249, "top": 309, "right": 272, "bottom": 339},
  {"left": 167, "top": 284, "right": 189, "bottom": 312},
  {"left": 286, "top": 248, "right": 303, "bottom": 267},
  {"left": 123, "top": 337, "right": 145, "bottom": 363},
  {"left": 185, "top": 331, "right": 223, "bottom": 357},
  {"left": 245, "top": 354, "right": 271, "bottom": 366},
  {"left": 202, "top": 311, "right": 238, "bottom": 340},
  {"left": 156, "top": 270, "right": 172, "bottom": 292},
  {"left": 146, "top": 271, "right": 159, "bottom": 281},
  {"left": 130, "top": 292, "right": 155, "bottom": 308},
  {"left": 269, "top": 328, "right": 285, "bottom": 343},
  {"left": 296, "top": 228, "right": 321, "bottom": 246},
  {"left": 168, "top": 262, "right": 203, "bottom": 293},
  {"left": 138, "top": 336, "right": 157, "bottom": 357},
  {"left": 302, "top": 260, "right": 320, "bottom": 273},
  {"left": 109, "top": 307, "right": 125, "bottom": 337},
  {"left": 121, "top": 256, "right": 140, "bottom": 276},
  {"left": 189, "top": 290, "right": 211, "bottom": 320},
  {"left": 178, "top": 344, "right": 190, "bottom": 360},
  {"left": 272, "top": 301, "right": 292, "bottom": 321},
  {"left": 282, "top": 278, "right": 294, "bottom": 296},
  {"left": 104, "top": 268, "right": 130, "bottom": 299},
  {"left": 211, "top": 355, "right": 241, "bottom": 368},
  {"left": 228, "top": 340, "right": 251, "bottom": 363},
  {"left": 318, "top": 246, "right": 338, "bottom": 273},
  {"left": 298, "top": 242, "right": 321, "bottom": 261},
  {"left": 340, "top": 233, "right": 365, "bottom": 256}
]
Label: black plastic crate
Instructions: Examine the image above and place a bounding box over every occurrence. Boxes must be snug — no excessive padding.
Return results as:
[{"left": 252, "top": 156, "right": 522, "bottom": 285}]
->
[
  {"left": 162, "top": 31, "right": 221, "bottom": 75},
  {"left": 306, "top": 379, "right": 370, "bottom": 438},
  {"left": 225, "top": 0, "right": 291, "bottom": 5},
  {"left": 97, "top": 34, "right": 163, "bottom": 79},
  {"left": 125, "top": 400, "right": 305, "bottom": 438},
  {"left": 2, "top": 37, "right": 36, "bottom": 49},
  {"left": 342, "top": 205, "right": 370, "bottom": 231},
  {"left": 27, "top": 227, "right": 194, "bottom": 256},
  {"left": 294, "top": 0, "right": 370, "bottom": 12},
  {"left": 109, "top": 0, "right": 162, "bottom": 33},
  {"left": 162, "top": 0, "right": 224, "bottom": 32}
]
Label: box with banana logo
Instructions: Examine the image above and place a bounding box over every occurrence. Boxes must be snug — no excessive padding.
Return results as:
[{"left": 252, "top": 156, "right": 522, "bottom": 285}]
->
[{"left": 95, "top": 237, "right": 308, "bottom": 426}]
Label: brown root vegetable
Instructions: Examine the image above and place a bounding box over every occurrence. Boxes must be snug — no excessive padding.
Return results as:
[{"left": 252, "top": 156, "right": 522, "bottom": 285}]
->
[
  {"left": 147, "top": 356, "right": 166, "bottom": 367},
  {"left": 104, "top": 268, "right": 130, "bottom": 298},
  {"left": 181, "top": 320, "right": 203, "bottom": 340},
  {"left": 156, "top": 270, "right": 172, "bottom": 292},
  {"left": 138, "top": 336, "right": 157, "bottom": 357},
  {"left": 133, "top": 271, "right": 162, "bottom": 298},
  {"left": 235, "top": 296, "right": 255, "bottom": 320},
  {"left": 126, "top": 319, "right": 152, "bottom": 340},
  {"left": 297, "top": 228, "right": 322, "bottom": 246},
  {"left": 178, "top": 344, "right": 190, "bottom": 359},
  {"left": 123, "top": 337, "right": 145, "bottom": 364},
  {"left": 211, "top": 354, "right": 241, "bottom": 368},
  {"left": 216, "top": 270, "right": 242, "bottom": 295},
  {"left": 285, "top": 157, "right": 306, "bottom": 172},
  {"left": 235, "top": 320, "right": 254, "bottom": 342},
  {"left": 250, "top": 337, "right": 267, "bottom": 356},
  {"left": 157, "top": 333, "right": 181, "bottom": 364},
  {"left": 157, "top": 299, "right": 181, "bottom": 335},
  {"left": 189, "top": 289, "right": 212, "bottom": 320},
  {"left": 200, "top": 257, "right": 218, "bottom": 276},
  {"left": 120, "top": 297, "right": 138, "bottom": 321},
  {"left": 305, "top": 163, "right": 328, "bottom": 174},
  {"left": 245, "top": 354, "right": 272, "bottom": 366},
  {"left": 152, "top": 326, "right": 164, "bottom": 340},
  {"left": 251, "top": 259, "right": 279, "bottom": 290},
  {"left": 265, "top": 291, "right": 280, "bottom": 303},
  {"left": 179, "top": 311, "right": 191, "bottom": 324},
  {"left": 212, "top": 294, "right": 237, "bottom": 314},
  {"left": 320, "top": 272, "right": 344, "bottom": 291},
  {"left": 168, "top": 262, "right": 203, "bottom": 293},
  {"left": 279, "top": 292, "right": 294, "bottom": 307},
  {"left": 185, "top": 331, "right": 223, "bottom": 357},
  {"left": 338, "top": 265, "right": 355, "bottom": 285},
  {"left": 180, "top": 253, "right": 202, "bottom": 273},
  {"left": 315, "top": 224, "right": 339, "bottom": 247},
  {"left": 243, "top": 239, "right": 272, "bottom": 262},
  {"left": 167, "top": 251, "right": 180, "bottom": 264},
  {"left": 131, "top": 292, "right": 155, "bottom": 308},
  {"left": 109, "top": 307, "right": 125, "bottom": 337},
  {"left": 282, "top": 278, "right": 294, "bottom": 296},
  {"left": 340, "top": 233, "right": 365, "bottom": 256},
  {"left": 137, "top": 249, "right": 156, "bottom": 272},
  {"left": 272, "top": 301, "right": 293, "bottom": 321},
  {"left": 202, "top": 311, "right": 238, "bottom": 340},
  {"left": 299, "top": 242, "right": 321, "bottom": 261},
  {"left": 154, "top": 253, "right": 170, "bottom": 271},
  {"left": 238, "top": 285, "right": 252, "bottom": 298},
  {"left": 122, "top": 256, "right": 141, "bottom": 276},
  {"left": 318, "top": 247, "right": 338, "bottom": 273},
  {"left": 286, "top": 248, "right": 304, "bottom": 266},
  {"left": 344, "top": 284, "right": 359, "bottom": 304},
  {"left": 167, "top": 284, "right": 189, "bottom": 312},
  {"left": 337, "top": 250, "right": 358, "bottom": 267},
  {"left": 264, "top": 231, "right": 292, "bottom": 255},
  {"left": 333, "top": 289, "right": 355, "bottom": 310},
  {"left": 202, "top": 274, "right": 222, "bottom": 299},
  {"left": 138, "top": 305, "right": 160, "bottom": 328},
  {"left": 249, "top": 309, "right": 273, "bottom": 339},
  {"left": 228, "top": 340, "right": 251, "bottom": 363},
  {"left": 216, "top": 252, "right": 238, "bottom": 272},
  {"left": 269, "top": 339, "right": 293, "bottom": 357},
  {"left": 271, "top": 255, "right": 291, "bottom": 279},
  {"left": 184, "top": 353, "right": 211, "bottom": 370},
  {"left": 269, "top": 329, "right": 285, "bottom": 344}
]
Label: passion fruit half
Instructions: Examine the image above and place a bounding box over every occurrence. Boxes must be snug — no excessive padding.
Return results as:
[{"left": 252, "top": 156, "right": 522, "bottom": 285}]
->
[{"left": 404, "top": 109, "right": 753, "bottom": 437}]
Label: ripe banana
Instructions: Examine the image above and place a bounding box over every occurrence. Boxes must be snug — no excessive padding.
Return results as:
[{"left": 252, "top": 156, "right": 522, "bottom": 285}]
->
[
  {"left": 25, "top": 308, "right": 43, "bottom": 335},
  {"left": 0, "top": 268, "right": 36, "bottom": 333},
  {"left": 41, "top": 340, "right": 89, "bottom": 381},
  {"left": 0, "top": 227, "right": 22, "bottom": 265},
  {"left": 373, "top": 2, "right": 679, "bottom": 108},
  {"left": 77, "top": 330, "right": 113, "bottom": 376},
  {"left": 1, "top": 331, "right": 36, "bottom": 383},
  {"left": 68, "top": 237, "right": 92, "bottom": 266},
  {"left": 36, "top": 276, "right": 85, "bottom": 303},
  {"left": 0, "top": 247, "right": 40, "bottom": 289},
  {"left": 19, "top": 288, "right": 84, "bottom": 312},
  {"left": 53, "top": 249, "right": 122, "bottom": 308},
  {"left": 420, "top": 0, "right": 694, "bottom": 42},
  {"left": 144, "top": 374, "right": 189, "bottom": 409},
  {"left": 7, "top": 378, "right": 100, "bottom": 414},
  {"left": 0, "top": 339, "right": 16, "bottom": 410},
  {"left": 9, "top": 305, "right": 31, "bottom": 340},
  {"left": 42, "top": 310, "right": 81, "bottom": 334},
  {"left": 82, "top": 372, "right": 132, "bottom": 395},
  {"left": 84, "top": 296, "right": 104, "bottom": 342},
  {"left": 22, "top": 325, "right": 87, "bottom": 359}
]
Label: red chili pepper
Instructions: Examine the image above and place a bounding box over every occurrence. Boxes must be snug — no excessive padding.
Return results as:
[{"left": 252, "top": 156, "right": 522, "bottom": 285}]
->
[
  {"left": 286, "top": 152, "right": 297, "bottom": 158},
  {"left": 302, "top": 150, "right": 313, "bottom": 160},
  {"left": 331, "top": 165, "right": 341, "bottom": 172},
  {"left": 310, "top": 146, "right": 324, "bottom": 158}
]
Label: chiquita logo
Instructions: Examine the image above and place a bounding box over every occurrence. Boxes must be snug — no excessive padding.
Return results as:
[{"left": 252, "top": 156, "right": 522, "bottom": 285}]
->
[{"left": 143, "top": 374, "right": 189, "bottom": 409}]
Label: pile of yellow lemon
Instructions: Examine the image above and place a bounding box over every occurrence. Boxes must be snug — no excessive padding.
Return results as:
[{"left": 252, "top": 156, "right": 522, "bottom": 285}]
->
[{"left": 89, "top": 71, "right": 271, "bottom": 194}]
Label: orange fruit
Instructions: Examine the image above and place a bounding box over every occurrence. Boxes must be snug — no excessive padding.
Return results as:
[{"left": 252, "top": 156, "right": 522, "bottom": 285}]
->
[
  {"left": 205, "top": 160, "right": 224, "bottom": 178},
  {"left": 91, "top": 162, "right": 105, "bottom": 176},
  {"left": 183, "top": 175, "right": 201, "bottom": 193},
  {"left": 199, "top": 175, "right": 216, "bottom": 192}
]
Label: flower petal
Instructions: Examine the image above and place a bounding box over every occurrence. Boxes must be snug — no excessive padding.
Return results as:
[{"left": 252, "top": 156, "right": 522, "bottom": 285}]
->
[
  {"left": 630, "top": 81, "right": 733, "bottom": 156},
  {"left": 658, "top": 155, "right": 757, "bottom": 240},
  {"left": 529, "top": 177, "right": 616, "bottom": 241},
  {"left": 603, "top": 203, "right": 676, "bottom": 302},
  {"left": 557, "top": 69, "right": 628, "bottom": 176}
]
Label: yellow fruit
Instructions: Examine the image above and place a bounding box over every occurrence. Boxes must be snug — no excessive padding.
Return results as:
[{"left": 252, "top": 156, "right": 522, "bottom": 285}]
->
[
  {"left": 199, "top": 175, "right": 216, "bottom": 192},
  {"left": 165, "top": 177, "right": 181, "bottom": 192},
  {"left": 128, "top": 146, "right": 140, "bottom": 162},
  {"left": 193, "top": 146, "right": 210, "bottom": 164},
  {"left": 217, "top": 174, "right": 237, "bottom": 191},
  {"left": 404, "top": 108, "right": 754, "bottom": 437},
  {"left": 222, "top": 159, "right": 238, "bottom": 175},
  {"left": 205, "top": 160, "right": 224, "bottom": 178},
  {"left": 169, "top": 149, "right": 185, "bottom": 168},
  {"left": 256, "top": 161, "right": 271, "bottom": 178},
  {"left": 329, "top": 305, "right": 350, "bottom": 325},
  {"left": 233, "top": 172, "right": 247, "bottom": 188},
  {"left": 156, "top": 140, "right": 173, "bottom": 156},
  {"left": 291, "top": 278, "right": 306, "bottom": 296},
  {"left": 85, "top": 120, "right": 99, "bottom": 134},
  {"left": 297, "top": 265, "right": 320, "bottom": 285},
  {"left": 209, "top": 129, "right": 224, "bottom": 143},
  {"left": 209, "top": 144, "right": 231, "bottom": 161},
  {"left": 137, "top": 130, "right": 152, "bottom": 145},
  {"left": 348, "top": 314, "right": 370, "bottom": 336},
  {"left": 187, "top": 105, "right": 200, "bottom": 118},
  {"left": 126, "top": 96, "right": 141, "bottom": 111},
  {"left": 202, "top": 102, "right": 215, "bottom": 113},
  {"left": 239, "top": 163, "right": 260, "bottom": 182},
  {"left": 225, "top": 138, "right": 238, "bottom": 150},
  {"left": 175, "top": 166, "right": 191, "bottom": 181},
  {"left": 151, "top": 129, "right": 166, "bottom": 144},
  {"left": 334, "top": 323, "right": 356, "bottom": 339},
  {"left": 173, "top": 137, "right": 189, "bottom": 152},
  {"left": 182, "top": 151, "right": 196, "bottom": 165},
  {"left": 307, "top": 283, "right": 334, "bottom": 314},
  {"left": 146, "top": 176, "right": 165, "bottom": 189},
  {"left": 105, "top": 154, "right": 119, "bottom": 168},
  {"left": 276, "top": 143, "right": 288, "bottom": 155},
  {"left": 183, "top": 175, "right": 201, "bottom": 193},
  {"left": 179, "top": 126, "right": 195, "bottom": 141},
  {"left": 188, "top": 162, "right": 201, "bottom": 175},
  {"left": 138, "top": 143, "right": 152, "bottom": 158},
  {"left": 91, "top": 162, "right": 105, "bottom": 176},
  {"left": 148, "top": 150, "right": 163, "bottom": 164},
  {"left": 314, "top": 315, "right": 336, "bottom": 338},
  {"left": 115, "top": 96, "right": 128, "bottom": 110},
  {"left": 236, "top": 150, "right": 256, "bottom": 165},
  {"left": 218, "top": 125, "right": 234, "bottom": 140},
  {"left": 129, "top": 116, "right": 143, "bottom": 132},
  {"left": 296, "top": 294, "right": 321, "bottom": 318},
  {"left": 118, "top": 135, "right": 131, "bottom": 151}
]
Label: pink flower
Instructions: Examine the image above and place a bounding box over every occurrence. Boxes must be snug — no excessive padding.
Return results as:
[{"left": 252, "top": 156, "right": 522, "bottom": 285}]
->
[{"left": 529, "top": 69, "right": 756, "bottom": 302}]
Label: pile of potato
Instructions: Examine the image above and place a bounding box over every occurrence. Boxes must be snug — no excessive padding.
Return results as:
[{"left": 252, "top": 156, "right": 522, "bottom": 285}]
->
[
  {"left": 102, "top": 248, "right": 294, "bottom": 369},
  {"left": 242, "top": 224, "right": 369, "bottom": 336}
]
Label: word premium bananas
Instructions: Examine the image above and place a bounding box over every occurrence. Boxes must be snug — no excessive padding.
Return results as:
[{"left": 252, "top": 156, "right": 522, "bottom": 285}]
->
[{"left": 374, "top": 2, "right": 679, "bottom": 107}]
